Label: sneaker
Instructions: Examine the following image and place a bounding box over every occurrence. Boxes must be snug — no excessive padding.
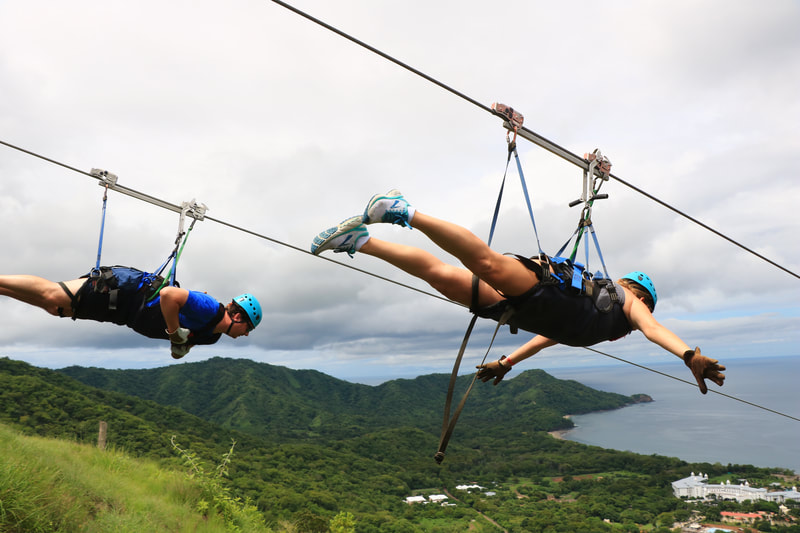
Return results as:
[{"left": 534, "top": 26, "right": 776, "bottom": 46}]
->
[
  {"left": 310, "top": 215, "right": 369, "bottom": 257},
  {"left": 363, "top": 189, "right": 413, "bottom": 228}
]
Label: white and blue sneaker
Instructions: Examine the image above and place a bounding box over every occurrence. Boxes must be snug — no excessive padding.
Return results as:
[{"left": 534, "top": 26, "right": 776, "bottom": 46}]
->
[
  {"left": 363, "top": 189, "right": 415, "bottom": 228},
  {"left": 311, "top": 215, "right": 370, "bottom": 257}
]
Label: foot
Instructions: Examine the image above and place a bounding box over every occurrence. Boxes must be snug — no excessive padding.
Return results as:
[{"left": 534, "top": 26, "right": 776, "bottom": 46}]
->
[
  {"left": 311, "top": 216, "right": 370, "bottom": 257},
  {"left": 363, "top": 189, "right": 414, "bottom": 228}
]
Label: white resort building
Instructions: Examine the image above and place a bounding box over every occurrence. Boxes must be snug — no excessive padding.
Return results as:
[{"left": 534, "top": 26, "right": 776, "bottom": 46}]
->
[
  {"left": 403, "top": 494, "right": 449, "bottom": 505},
  {"left": 672, "top": 473, "right": 800, "bottom": 504}
]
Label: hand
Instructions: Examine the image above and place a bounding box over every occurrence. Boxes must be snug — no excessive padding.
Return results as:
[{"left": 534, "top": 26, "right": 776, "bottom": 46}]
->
[
  {"left": 683, "top": 347, "right": 726, "bottom": 394},
  {"left": 171, "top": 343, "right": 192, "bottom": 360},
  {"left": 476, "top": 356, "right": 512, "bottom": 386},
  {"left": 167, "top": 327, "right": 190, "bottom": 345}
]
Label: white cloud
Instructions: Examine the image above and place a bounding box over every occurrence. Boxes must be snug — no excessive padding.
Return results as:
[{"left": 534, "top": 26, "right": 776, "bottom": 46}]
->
[{"left": 1, "top": 0, "right": 798, "bottom": 383}]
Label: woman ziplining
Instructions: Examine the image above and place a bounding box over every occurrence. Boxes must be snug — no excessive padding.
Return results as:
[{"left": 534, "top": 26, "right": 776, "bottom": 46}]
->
[{"left": 310, "top": 189, "right": 726, "bottom": 394}]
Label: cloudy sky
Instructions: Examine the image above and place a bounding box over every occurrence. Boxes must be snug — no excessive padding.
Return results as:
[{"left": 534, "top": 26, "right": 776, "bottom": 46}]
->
[{"left": 1, "top": 0, "right": 798, "bottom": 386}]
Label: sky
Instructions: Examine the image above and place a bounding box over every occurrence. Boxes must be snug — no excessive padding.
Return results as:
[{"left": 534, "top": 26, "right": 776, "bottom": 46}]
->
[{"left": 1, "top": 0, "right": 798, "bottom": 386}]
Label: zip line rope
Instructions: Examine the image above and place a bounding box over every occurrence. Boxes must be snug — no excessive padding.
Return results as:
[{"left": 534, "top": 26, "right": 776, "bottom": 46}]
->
[
  {"left": 585, "top": 347, "right": 800, "bottom": 423},
  {"left": 0, "top": 139, "right": 456, "bottom": 308},
  {"left": 267, "top": 0, "right": 799, "bottom": 282},
  {"left": 1, "top": 138, "right": 797, "bottom": 425},
  {"left": 263, "top": 0, "right": 800, "bottom": 427}
]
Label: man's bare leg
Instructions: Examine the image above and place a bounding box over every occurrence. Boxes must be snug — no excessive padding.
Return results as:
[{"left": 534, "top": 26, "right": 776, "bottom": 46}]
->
[{"left": 0, "top": 275, "right": 82, "bottom": 316}]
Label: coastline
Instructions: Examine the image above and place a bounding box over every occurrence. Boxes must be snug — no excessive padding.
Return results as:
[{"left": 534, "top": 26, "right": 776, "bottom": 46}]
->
[
  {"left": 548, "top": 415, "right": 572, "bottom": 440},
  {"left": 544, "top": 356, "right": 800, "bottom": 473}
]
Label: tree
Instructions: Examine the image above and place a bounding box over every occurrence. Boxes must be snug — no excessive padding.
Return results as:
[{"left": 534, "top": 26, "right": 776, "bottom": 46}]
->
[{"left": 329, "top": 511, "right": 356, "bottom": 533}]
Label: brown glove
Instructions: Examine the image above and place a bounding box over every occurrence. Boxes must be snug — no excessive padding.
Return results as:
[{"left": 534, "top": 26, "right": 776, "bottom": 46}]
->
[
  {"left": 167, "top": 327, "right": 190, "bottom": 345},
  {"left": 171, "top": 343, "right": 192, "bottom": 360},
  {"left": 476, "top": 356, "right": 512, "bottom": 386},
  {"left": 683, "top": 347, "right": 726, "bottom": 394}
]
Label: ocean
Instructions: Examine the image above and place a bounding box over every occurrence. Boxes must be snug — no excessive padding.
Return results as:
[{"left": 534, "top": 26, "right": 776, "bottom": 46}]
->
[{"left": 545, "top": 355, "right": 800, "bottom": 473}]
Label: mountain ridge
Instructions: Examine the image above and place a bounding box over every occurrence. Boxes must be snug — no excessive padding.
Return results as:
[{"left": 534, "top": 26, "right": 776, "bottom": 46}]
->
[{"left": 57, "top": 356, "right": 638, "bottom": 441}]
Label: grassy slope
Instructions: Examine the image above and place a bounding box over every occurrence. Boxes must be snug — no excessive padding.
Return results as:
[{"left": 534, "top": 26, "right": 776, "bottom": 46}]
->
[{"left": 0, "top": 421, "right": 268, "bottom": 533}]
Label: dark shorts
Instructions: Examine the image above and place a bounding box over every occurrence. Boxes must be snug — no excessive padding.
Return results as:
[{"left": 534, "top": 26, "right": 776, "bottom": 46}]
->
[
  {"left": 473, "top": 282, "right": 631, "bottom": 347},
  {"left": 68, "top": 278, "right": 170, "bottom": 339}
]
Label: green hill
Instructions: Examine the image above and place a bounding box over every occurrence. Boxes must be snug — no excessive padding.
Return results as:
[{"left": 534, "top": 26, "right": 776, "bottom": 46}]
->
[
  {"left": 0, "top": 421, "right": 269, "bottom": 532},
  {"left": 0, "top": 357, "right": 243, "bottom": 459},
  {"left": 58, "top": 356, "right": 636, "bottom": 441},
  {"left": 9, "top": 355, "right": 752, "bottom": 532}
]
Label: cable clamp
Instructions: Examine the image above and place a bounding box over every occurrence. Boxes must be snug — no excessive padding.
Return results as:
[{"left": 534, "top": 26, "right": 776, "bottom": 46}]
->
[
  {"left": 491, "top": 102, "right": 524, "bottom": 130},
  {"left": 90, "top": 168, "right": 118, "bottom": 188},
  {"left": 181, "top": 199, "right": 208, "bottom": 222},
  {"left": 584, "top": 149, "right": 611, "bottom": 181},
  {"left": 491, "top": 102, "right": 524, "bottom": 144}
]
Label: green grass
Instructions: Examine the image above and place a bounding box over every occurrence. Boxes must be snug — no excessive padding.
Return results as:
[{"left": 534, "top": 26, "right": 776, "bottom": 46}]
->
[{"left": 0, "top": 422, "right": 270, "bottom": 532}]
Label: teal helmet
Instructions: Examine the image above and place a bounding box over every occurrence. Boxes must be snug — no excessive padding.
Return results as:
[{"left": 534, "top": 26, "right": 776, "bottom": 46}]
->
[
  {"left": 622, "top": 271, "right": 657, "bottom": 310},
  {"left": 232, "top": 293, "right": 262, "bottom": 329}
]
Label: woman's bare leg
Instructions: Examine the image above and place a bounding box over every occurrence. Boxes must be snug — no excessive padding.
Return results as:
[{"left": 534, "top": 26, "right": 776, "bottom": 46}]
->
[
  {"left": 408, "top": 212, "right": 539, "bottom": 297},
  {"left": 359, "top": 238, "right": 504, "bottom": 307}
]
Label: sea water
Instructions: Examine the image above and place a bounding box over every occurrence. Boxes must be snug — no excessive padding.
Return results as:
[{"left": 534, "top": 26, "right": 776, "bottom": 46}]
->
[{"left": 546, "top": 355, "right": 800, "bottom": 472}]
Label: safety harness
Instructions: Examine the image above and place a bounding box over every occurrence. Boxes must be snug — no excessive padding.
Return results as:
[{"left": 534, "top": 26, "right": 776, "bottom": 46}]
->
[
  {"left": 76, "top": 169, "right": 208, "bottom": 315},
  {"left": 434, "top": 104, "right": 618, "bottom": 463}
]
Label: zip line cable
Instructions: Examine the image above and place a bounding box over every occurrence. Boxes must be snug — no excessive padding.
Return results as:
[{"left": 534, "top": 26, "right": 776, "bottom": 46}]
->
[
  {"left": 1, "top": 138, "right": 797, "bottom": 425},
  {"left": 0, "top": 139, "right": 456, "bottom": 307},
  {"left": 585, "top": 347, "right": 800, "bottom": 423},
  {"left": 267, "top": 0, "right": 799, "bottom": 282},
  {"left": 262, "top": 1, "right": 800, "bottom": 426}
]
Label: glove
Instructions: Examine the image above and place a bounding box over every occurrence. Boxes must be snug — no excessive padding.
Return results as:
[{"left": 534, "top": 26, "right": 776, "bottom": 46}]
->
[
  {"left": 683, "top": 347, "right": 726, "bottom": 394},
  {"left": 171, "top": 343, "right": 192, "bottom": 360},
  {"left": 476, "top": 356, "right": 512, "bottom": 386},
  {"left": 167, "top": 327, "right": 190, "bottom": 345}
]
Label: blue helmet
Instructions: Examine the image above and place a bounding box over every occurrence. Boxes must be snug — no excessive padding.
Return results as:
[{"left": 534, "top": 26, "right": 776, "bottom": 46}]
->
[
  {"left": 232, "top": 293, "right": 262, "bottom": 329},
  {"left": 622, "top": 271, "right": 657, "bottom": 310}
]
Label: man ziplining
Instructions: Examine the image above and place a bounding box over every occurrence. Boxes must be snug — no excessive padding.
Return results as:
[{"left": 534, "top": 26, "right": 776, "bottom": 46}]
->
[
  {"left": 310, "top": 189, "right": 726, "bottom": 395},
  {"left": 0, "top": 267, "right": 262, "bottom": 359}
]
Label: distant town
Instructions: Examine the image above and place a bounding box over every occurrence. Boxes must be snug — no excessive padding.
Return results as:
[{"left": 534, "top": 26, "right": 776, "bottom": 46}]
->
[{"left": 402, "top": 474, "right": 800, "bottom": 531}]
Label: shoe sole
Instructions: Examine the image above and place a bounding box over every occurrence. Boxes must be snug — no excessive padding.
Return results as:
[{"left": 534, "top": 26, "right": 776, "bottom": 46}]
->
[{"left": 311, "top": 215, "right": 365, "bottom": 255}]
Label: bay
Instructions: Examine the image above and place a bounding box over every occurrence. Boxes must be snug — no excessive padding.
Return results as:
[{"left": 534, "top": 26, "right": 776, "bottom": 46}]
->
[{"left": 546, "top": 355, "right": 800, "bottom": 473}]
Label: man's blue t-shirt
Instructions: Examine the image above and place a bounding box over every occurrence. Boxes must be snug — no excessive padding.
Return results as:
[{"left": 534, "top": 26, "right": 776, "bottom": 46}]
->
[{"left": 178, "top": 291, "right": 222, "bottom": 330}]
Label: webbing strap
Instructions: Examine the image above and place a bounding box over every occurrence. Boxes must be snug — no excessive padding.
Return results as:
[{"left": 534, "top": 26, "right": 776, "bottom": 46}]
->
[
  {"left": 147, "top": 218, "right": 198, "bottom": 302},
  {"left": 489, "top": 142, "right": 543, "bottom": 252},
  {"left": 434, "top": 307, "right": 512, "bottom": 464},
  {"left": 511, "top": 145, "right": 543, "bottom": 255},
  {"left": 435, "top": 139, "right": 543, "bottom": 463},
  {"left": 434, "top": 314, "right": 477, "bottom": 464},
  {"left": 588, "top": 224, "right": 611, "bottom": 279},
  {"left": 554, "top": 220, "right": 611, "bottom": 281},
  {"left": 487, "top": 147, "right": 512, "bottom": 247},
  {"left": 94, "top": 184, "right": 110, "bottom": 274}
]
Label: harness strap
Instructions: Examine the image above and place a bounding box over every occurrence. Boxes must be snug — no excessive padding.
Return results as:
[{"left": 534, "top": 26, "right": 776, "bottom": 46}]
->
[
  {"left": 57, "top": 281, "right": 76, "bottom": 318},
  {"left": 434, "top": 305, "right": 513, "bottom": 464},
  {"left": 147, "top": 215, "right": 198, "bottom": 302},
  {"left": 511, "top": 144, "right": 543, "bottom": 255}
]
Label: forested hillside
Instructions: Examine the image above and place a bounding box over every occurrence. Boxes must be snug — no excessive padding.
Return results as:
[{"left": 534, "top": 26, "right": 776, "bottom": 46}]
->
[
  {"left": 3, "top": 356, "right": 795, "bottom": 532},
  {"left": 58, "top": 356, "right": 637, "bottom": 440}
]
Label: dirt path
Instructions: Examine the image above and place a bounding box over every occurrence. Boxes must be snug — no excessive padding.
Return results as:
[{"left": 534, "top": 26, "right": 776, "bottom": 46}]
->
[{"left": 443, "top": 489, "right": 507, "bottom": 532}]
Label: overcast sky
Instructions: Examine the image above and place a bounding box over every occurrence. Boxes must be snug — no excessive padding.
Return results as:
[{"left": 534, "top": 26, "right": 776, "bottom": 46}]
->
[{"left": 1, "top": 0, "right": 798, "bottom": 386}]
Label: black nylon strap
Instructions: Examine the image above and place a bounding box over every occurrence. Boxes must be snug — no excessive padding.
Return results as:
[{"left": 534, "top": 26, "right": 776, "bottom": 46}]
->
[{"left": 434, "top": 307, "right": 513, "bottom": 464}]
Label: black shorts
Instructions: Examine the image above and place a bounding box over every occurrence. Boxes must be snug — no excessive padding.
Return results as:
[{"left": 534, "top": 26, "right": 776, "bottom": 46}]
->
[
  {"left": 70, "top": 278, "right": 168, "bottom": 339},
  {"left": 71, "top": 278, "right": 141, "bottom": 326}
]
